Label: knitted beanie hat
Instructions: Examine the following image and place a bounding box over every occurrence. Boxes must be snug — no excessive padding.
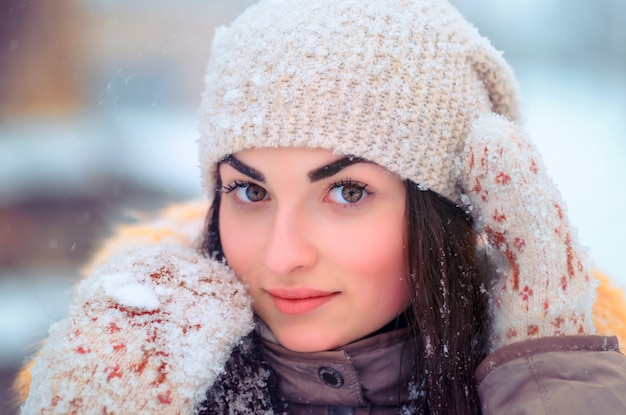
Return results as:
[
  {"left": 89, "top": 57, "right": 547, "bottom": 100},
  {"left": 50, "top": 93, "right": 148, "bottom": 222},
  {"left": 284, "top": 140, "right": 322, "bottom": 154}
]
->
[
  {"left": 198, "top": 0, "right": 596, "bottom": 348},
  {"left": 198, "top": 0, "right": 519, "bottom": 202}
]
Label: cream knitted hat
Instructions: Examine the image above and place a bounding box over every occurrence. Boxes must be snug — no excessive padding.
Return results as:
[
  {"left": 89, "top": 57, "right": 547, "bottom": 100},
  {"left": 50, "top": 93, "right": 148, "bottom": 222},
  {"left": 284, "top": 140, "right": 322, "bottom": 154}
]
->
[
  {"left": 198, "top": 0, "right": 597, "bottom": 349},
  {"left": 198, "top": 0, "right": 519, "bottom": 202}
]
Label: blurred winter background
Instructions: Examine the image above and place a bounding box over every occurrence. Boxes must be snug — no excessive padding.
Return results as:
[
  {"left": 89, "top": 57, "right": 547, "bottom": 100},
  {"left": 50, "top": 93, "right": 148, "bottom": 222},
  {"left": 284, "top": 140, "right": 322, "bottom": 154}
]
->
[{"left": 0, "top": 0, "right": 624, "bottom": 412}]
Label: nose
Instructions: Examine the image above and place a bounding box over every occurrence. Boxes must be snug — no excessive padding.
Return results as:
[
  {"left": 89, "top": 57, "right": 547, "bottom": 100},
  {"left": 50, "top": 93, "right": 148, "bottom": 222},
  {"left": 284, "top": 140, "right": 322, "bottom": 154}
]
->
[{"left": 262, "top": 206, "right": 317, "bottom": 277}]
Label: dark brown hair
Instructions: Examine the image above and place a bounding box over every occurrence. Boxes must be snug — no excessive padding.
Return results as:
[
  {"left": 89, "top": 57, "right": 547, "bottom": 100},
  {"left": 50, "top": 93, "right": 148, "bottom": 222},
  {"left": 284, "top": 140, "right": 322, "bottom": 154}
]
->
[
  {"left": 403, "top": 180, "right": 489, "bottom": 414},
  {"left": 201, "top": 175, "right": 489, "bottom": 414}
]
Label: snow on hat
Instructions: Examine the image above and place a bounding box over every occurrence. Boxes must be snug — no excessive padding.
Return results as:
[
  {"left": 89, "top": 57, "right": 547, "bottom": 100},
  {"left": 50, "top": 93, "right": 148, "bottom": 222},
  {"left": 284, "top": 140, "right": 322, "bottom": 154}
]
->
[{"left": 197, "top": 0, "right": 520, "bottom": 202}]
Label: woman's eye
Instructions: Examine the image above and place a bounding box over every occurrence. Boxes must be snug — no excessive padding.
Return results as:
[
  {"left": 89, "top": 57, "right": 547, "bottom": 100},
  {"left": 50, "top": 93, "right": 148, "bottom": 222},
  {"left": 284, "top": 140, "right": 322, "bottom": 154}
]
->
[
  {"left": 236, "top": 183, "right": 267, "bottom": 202},
  {"left": 327, "top": 182, "right": 369, "bottom": 204},
  {"left": 222, "top": 181, "right": 268, "bottom": 203}
]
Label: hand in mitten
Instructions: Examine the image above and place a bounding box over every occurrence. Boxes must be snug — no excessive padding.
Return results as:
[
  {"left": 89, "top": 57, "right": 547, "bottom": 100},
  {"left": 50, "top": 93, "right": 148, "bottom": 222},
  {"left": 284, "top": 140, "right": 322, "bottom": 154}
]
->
[
  {"left": 457, "top": 113, "right": 596, "bottom": 351},
  {"left": 22, "top": 245, "right": 253, "bottom": 415}
]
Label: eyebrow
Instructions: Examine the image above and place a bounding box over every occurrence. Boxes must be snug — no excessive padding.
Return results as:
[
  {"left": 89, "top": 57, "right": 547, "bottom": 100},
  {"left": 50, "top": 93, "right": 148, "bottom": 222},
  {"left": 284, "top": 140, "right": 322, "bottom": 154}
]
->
[
  {"left": 308, "top": 156, "right": 367, "bottom": 182},
  {"left": 222, "top": 154, "right": 367, "bottom": 183},
  {"left": 222, "top": 155, "right": 265, "bottom": 182}
]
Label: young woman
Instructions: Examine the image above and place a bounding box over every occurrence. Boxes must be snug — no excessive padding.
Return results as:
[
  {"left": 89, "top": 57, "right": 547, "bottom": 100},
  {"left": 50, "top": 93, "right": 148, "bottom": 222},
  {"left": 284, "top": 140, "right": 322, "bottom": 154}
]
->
[{"left": 17, "top": 0, "right": 626, "bottom": 414}]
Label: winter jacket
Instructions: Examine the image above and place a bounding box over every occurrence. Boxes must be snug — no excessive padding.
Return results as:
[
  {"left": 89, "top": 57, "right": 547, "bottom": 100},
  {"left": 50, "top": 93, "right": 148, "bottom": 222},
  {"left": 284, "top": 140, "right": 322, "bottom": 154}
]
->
[
  {"left": 14, "top": 200, "right": 626, "bottom": 414},
  {"left": 202, "top": 331, "right": 626, "bottom": 414}
]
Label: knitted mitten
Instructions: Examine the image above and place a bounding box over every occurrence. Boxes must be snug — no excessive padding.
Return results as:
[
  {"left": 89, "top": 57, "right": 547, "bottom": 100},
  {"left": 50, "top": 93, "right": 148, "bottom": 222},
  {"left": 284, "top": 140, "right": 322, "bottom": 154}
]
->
[
  {"left": 456, "top": 113, "right": 597, "bottom": 350},
  {"left": 21, "top": 245, "right": 253, "bottom": 415}
]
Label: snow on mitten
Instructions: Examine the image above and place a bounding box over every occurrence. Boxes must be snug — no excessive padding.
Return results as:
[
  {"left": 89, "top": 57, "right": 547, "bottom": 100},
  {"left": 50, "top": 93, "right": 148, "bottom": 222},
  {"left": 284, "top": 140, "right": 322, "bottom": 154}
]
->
[
  {"left": 456, "top": 113, "right": 597, "bottom": 350},
  {"left": 22, "top": 245, "right": 253, "bottom": 415}
]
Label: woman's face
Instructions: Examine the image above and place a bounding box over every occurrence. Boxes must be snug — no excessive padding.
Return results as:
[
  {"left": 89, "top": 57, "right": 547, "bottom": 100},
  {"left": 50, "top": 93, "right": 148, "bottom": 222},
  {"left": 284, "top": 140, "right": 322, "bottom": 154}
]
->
[{"left": 218, "top": 147, "right": 409, "bottom": 352}]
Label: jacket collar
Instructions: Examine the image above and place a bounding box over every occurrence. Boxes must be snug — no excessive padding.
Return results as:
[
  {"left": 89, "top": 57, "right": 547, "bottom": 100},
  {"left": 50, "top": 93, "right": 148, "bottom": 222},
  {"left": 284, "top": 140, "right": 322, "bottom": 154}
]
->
[{"left": 257, "top": 317, "right": 416, "bottom": 409}]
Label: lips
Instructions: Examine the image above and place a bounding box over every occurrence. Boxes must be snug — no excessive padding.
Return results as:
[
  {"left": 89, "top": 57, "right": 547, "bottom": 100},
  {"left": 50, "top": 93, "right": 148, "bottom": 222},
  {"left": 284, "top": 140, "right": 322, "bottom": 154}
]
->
[{"left": 267, "top": 288, "right": 339, "bottom": 315}]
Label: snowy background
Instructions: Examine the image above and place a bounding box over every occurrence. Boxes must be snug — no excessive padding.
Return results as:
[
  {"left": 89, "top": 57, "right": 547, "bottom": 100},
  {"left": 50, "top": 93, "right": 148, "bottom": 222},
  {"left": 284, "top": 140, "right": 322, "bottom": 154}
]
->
[{"left": 0, "top": 0, "right": 624, "bottom": 412}]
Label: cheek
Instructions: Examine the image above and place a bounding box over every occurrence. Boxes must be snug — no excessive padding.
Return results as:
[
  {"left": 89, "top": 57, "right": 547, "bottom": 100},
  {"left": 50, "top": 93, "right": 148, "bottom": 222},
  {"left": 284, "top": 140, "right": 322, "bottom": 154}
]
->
[
  {"left": 329, "top": 213, "right": 408, "bottom": 293},
  {"left": 218, "top": 209, "right": 260, "bottom": 282},
  {"left": 337, "top": 220, "right": 410, "bottom": 318}
]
